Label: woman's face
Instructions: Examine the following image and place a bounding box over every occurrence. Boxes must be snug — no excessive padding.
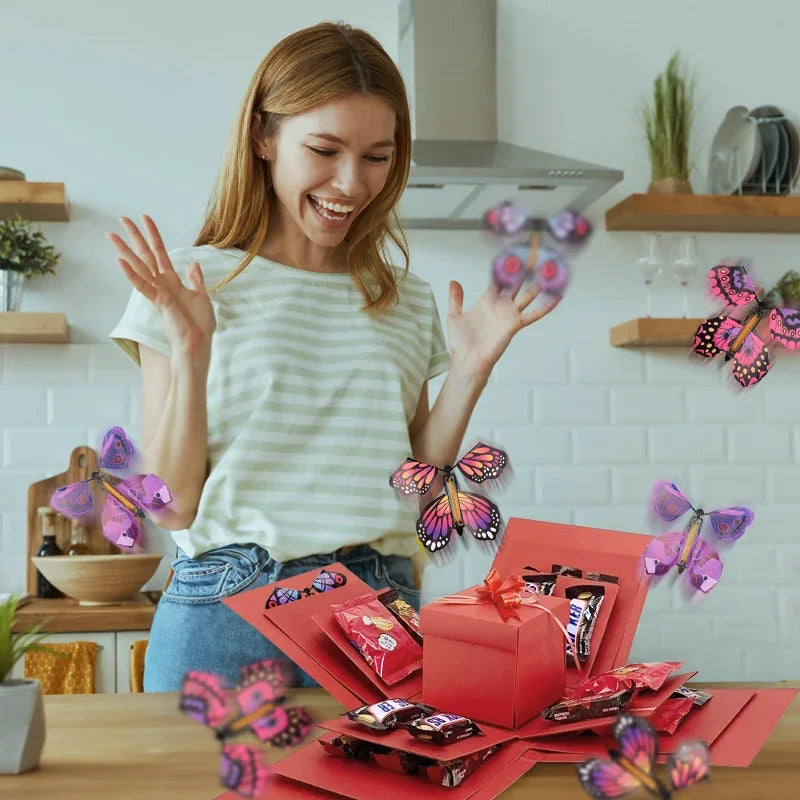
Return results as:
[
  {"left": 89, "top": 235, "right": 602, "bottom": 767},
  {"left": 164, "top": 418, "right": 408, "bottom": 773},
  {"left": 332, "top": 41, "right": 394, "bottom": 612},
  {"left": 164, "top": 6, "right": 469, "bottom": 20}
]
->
[{"left": 261, "top": 93, "right": 396, "bottom": 248}]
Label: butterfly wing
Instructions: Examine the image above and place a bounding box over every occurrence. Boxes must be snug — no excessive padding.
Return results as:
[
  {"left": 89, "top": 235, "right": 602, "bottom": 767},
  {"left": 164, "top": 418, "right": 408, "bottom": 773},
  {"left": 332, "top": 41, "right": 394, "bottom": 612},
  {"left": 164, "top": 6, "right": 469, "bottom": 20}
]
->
[
  {"left": 491, "top": 246, "right": 530, "bottom": 292},
  {"left": 417, "top": 493, "right": 455, "bottom": 553},
  {"left": 534, "top": 247, "right": 570, "bottom": 294},
  {"left": 666, "top": 740, "right": 711, "bottom": 790},
  {"left": 769, "top": 307, "right": 800, "bottom": 349},
  {"left": 100, "top": 494, "right": 141, "bottom": 549},
  {"left": 687, "top": 539, "right": 723, "bottom": 593},
  {"left": 458, "top": 491, "right": 502, "bottom": 541},
  {"left": 389, "top": 458, "right": 439, "bottom": 496},
  {"left": 179, "top": 669, "right": 231, "bottom": 729},
  {"left": 652, "top": 481, "right": 692, "bottom": 522},
  {"left": 709, "top": 263, "right": 759, "bottom": 307},
  {"left": 50, "top": 480, "right": 93, "bottom": 517},
  {"left": 730, "top": 332, "right": 771, "bottom": 388},
  {"left": 251, "top": 705, "right": 313, "bottom": 748},
  {"left": 239, "top": 658, "right": 295, "bottom": 693},
  {"left": 576, "top": 758, "right": 642, "bottom": 799},
  {"left": 456, "top": 442, "right": 508, "bottom": 483},
  {"left": 484, "top": 201, "right": 527, "bottom": 235},
  {"left": 265, "top": 587, "right": 302, "bottom": 608},
  {"left": 311, "top": 569, "right": 347, "bottom": 593},
  {"left": 219, "top": 743, "right": 269, "bottom": 798},
  {"left": 99, "top": 426, "right": 136, "bottom": 471},
  {"left": 694, "top": 315, "right": 732, "bottom": 358},
  {"left": 708, "top": 506, "right": 754, "bottom": 541},
  {"left": 115, "top": 473, "right": 172, "bottom": 512},
  {"left": 614, "top": 713, "right": 659, "bottom": 774},
  {"left": 644, "top": 531, "right": 685, "bottom": 576}
]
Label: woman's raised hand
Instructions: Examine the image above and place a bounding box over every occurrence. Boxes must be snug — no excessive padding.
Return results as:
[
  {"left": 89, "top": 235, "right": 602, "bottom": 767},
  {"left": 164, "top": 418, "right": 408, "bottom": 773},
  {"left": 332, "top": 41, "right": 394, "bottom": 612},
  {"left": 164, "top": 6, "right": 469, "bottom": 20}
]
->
[{"left": 107, "top": 215, "right": 216, "bottom": 364}]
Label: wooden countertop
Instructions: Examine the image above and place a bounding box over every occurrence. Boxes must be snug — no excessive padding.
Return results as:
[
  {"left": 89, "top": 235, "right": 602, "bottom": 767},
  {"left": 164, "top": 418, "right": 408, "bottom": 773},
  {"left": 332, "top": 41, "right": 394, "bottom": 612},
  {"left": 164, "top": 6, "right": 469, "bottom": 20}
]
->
[
  {"left": 2, "top": 684, "right": 798, "bottom": 799},
  {"left": 11, "top": 593, "right": 159, "bottom": 633}
]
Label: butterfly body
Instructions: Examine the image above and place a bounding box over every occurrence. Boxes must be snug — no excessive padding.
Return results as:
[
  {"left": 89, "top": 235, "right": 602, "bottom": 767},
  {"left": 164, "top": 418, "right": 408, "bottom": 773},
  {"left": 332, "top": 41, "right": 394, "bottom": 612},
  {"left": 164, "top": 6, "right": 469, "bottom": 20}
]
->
[
  {"left": 675, "top": 513, "right": 703, "bottom": 574},
  {"left": 608, "top": 752, "right": 670, "bottom": 799},
  {"left": 390, "top": 443, "right": 508, "bottom": 553}
]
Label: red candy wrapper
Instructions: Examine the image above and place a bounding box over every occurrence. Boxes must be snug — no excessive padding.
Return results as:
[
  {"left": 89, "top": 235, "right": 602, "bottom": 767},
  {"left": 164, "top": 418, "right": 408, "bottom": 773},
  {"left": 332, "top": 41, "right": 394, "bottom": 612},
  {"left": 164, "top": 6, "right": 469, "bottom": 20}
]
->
[
  {"left": 332, "top": 593, "right": 423, "bottom": 685},
  {"left": 650, "top": 697, "right": 694, "bottom": 734},
  {"left": 567, "top": 661, "right": 685, "bottom": 698}
]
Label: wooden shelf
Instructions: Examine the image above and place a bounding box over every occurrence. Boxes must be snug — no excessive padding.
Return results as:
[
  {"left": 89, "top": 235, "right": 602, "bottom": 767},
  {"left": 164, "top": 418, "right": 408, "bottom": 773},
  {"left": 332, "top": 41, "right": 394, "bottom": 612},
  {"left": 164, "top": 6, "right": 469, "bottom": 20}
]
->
[
  {"left": 0, "top": 311, "right": 70, "bottom": 342},
  {"left": 610, "top": 317, "right": 703, "bottom": 347},
  {"left": 11, "top": 594, "right": 158, "bottom": 633},
  {"left": 605, "top": 193, "right": 800, "bottom": 233},
  {"left": 0, "top": 181, "right": 69, "bottom": 221}
]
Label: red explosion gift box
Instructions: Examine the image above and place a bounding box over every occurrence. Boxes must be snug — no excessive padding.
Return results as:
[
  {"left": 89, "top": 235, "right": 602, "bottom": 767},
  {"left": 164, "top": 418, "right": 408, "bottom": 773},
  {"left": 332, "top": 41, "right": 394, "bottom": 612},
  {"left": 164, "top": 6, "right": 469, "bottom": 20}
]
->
[{"left": 421, "top": 573, "right": 570, "bottom": 729}]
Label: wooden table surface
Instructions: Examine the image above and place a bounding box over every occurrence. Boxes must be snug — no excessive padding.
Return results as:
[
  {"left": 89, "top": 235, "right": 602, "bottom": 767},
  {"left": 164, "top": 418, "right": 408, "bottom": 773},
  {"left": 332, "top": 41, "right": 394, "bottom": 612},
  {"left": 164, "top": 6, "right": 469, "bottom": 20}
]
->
[{"left": 2, "top": 685, "right": 798, "bottom": 800}]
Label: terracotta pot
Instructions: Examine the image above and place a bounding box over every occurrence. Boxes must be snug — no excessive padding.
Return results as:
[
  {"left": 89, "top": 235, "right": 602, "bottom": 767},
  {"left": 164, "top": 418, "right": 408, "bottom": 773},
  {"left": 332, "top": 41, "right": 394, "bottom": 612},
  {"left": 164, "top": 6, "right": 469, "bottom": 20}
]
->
[
  {"left": 647, "top": 178, "right": 694, "bottom": 194},
  {"left": 0, "top": 679, "right": 46, "bottom": 774}
]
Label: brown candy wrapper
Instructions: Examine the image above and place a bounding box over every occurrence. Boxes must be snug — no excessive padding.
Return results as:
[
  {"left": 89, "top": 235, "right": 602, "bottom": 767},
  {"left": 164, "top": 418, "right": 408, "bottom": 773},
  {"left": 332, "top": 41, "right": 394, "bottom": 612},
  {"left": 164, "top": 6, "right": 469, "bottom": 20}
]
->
[
  {"left": 378, "top": 588, "right": 423, "bottom": 645},
  {"left": 541, "top": 687, "right": 633, "bottom": 723},
  {"left": 565, "top": 584, "right": 605, "bottom": 663},
  {"left": 345, "top": 698, "right": 434, "bottom": 731},
  {"left": 405, "top": 712, "right": 484, "bottom": 745}
]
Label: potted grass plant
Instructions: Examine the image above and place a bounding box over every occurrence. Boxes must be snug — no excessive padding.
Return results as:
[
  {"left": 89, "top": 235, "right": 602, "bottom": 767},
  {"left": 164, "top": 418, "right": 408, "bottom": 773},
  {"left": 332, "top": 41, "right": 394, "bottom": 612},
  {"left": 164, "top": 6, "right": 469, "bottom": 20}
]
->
[
  {"left": 764, "top": 270, "right": 800, "bottom": 310},
  {"left": 642, "top": 52, "right": 696, "bottom": 194},
  {"left": 0, "top": 214, "right": 61, "bottom": 311},
  {"left": 0, "top": 593, "right": 65, "bottom": 774}
]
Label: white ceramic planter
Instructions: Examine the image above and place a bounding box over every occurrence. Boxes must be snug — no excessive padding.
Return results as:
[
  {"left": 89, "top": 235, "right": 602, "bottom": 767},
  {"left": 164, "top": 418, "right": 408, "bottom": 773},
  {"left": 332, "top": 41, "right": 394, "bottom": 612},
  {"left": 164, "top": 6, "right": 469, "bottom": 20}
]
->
[
  {"left": 0, "top": 679, "right": 46, "bottom": 774},
  {"left": 0, "top": 268, "right": 25, "bottom": 311}
]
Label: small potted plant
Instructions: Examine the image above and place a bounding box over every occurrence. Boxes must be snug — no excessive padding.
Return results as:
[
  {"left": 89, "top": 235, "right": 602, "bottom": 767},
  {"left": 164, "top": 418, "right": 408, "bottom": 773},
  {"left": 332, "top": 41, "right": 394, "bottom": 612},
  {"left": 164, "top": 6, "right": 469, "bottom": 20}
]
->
[
  {"left": 642, "top": 52, "right": 696, "bottom": 194},
  {"left": 0, "top": 593, "right": 65, "bottom": 774},
  {"left": 764, "top": 269, "right": 800, "bottom": 310},
  {"left": 0, "top": 214, "right": 61, "bottom": 311}
]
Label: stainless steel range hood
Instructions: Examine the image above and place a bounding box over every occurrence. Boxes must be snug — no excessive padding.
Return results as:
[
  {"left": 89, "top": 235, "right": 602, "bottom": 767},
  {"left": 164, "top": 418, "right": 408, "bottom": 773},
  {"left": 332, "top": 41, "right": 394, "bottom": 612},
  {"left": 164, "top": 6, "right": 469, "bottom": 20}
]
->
[{"left": 396, "top": 0, "right": 623, "bottom": 229}]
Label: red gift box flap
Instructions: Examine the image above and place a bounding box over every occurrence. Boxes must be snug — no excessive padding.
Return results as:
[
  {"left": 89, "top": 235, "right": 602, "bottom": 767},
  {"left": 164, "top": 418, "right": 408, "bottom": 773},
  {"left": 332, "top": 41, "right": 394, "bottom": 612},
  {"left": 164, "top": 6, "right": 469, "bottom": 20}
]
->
[
  {"left": 223, "top": 563, "right": 387, "bottom": 707},
  {"left": 273, "top": 735, "right": 537, "bottom": 800},
  {"left": 318, "top": 715, "right": 517, "bottom": 760},
  {"left": 311, "top": 612, "right": 423, "bottom": 696},
  {"left": 492, "top": 518, "right": 652, "bottom": 679}
]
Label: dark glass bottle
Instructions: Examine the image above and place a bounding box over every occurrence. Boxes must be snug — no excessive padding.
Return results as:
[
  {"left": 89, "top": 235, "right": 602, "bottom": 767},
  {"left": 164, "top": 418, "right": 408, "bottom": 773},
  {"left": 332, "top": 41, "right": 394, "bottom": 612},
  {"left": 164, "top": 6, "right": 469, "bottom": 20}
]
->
[{"left": 36, "top": 506, "right": 64, "bottom": 598}]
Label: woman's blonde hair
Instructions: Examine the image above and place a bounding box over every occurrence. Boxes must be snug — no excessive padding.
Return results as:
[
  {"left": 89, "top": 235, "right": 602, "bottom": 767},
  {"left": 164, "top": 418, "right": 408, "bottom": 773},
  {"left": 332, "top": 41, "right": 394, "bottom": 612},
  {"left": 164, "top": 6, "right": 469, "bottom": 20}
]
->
[{"left": 195, "top": 21, "right": 411, "bottom": 313}]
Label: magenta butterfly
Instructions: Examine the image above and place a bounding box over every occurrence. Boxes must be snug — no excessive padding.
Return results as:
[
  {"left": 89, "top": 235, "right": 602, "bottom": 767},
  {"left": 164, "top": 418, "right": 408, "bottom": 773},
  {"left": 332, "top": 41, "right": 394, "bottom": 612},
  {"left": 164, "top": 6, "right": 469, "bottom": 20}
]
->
[
  {"left": 548, "top": 209, "right": 592, "bottom": 245},
  {"left": 179, "top": 659, "right": 312, "bottom": 798},
  {"left": 644, "top": 481, "right": 754, "bottom": 594},
  {"left": 389, "top": 442, "right": 508, "bottom": 553},
  {"left": 694, "top": 261, "right": 800, "bottom": 388},
  {"left": 49, "top": 426, "right": 171, "bottom": 550},
  {"left": 577, "top": 713, "right": 710, "bottom": 799},
  {"left": 492, "top": 244, "right": 570, "bottom": 295},
  {"left": 265, "top": 568, "right": 347, "bottom": 609}
]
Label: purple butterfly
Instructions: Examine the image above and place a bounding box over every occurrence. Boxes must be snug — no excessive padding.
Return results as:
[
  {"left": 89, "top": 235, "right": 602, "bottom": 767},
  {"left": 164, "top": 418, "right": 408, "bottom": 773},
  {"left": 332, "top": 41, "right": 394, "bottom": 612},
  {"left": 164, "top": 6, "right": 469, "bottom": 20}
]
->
[
  {"left": 50, "top": 426, "right": 171, "bottom": 550},
  {"left": 548, "top": 210, "right": 592, "bottom": 245},
  {"left": 491, "top": 244, "right": 570, "bottom": 295},
  {"left": 265, "top": 568, "right": 347, "bottom": 609},
  {"left": 694, "top": 262, "right": 800, "bottom": 388},
  {"left": 484, "top": 201, "right": 528, "bottom": 235},
  {"left": 644, "top": 481, "right": 754, "bottom": 594},
  {"left": 577, "top": 713, "right": 710, "bottom": 799}
]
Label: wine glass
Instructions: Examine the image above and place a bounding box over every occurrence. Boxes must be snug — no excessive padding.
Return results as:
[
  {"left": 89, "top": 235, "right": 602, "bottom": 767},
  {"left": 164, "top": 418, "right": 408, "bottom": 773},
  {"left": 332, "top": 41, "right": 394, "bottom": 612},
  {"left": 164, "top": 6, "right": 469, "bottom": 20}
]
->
[
  {"left": 637, "top": 233, "right": 665, "bottom": 317},
  {"left": 671, "top": 235, "right": 700, "bottom": 317}
]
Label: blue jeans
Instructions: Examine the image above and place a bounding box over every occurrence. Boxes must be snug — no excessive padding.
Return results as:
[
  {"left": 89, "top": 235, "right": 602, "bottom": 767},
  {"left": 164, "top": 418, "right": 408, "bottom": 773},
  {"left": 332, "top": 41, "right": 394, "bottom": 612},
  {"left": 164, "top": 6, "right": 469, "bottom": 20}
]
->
[{"left": 143, "top": 543, "right": 420, "bottom": 692}]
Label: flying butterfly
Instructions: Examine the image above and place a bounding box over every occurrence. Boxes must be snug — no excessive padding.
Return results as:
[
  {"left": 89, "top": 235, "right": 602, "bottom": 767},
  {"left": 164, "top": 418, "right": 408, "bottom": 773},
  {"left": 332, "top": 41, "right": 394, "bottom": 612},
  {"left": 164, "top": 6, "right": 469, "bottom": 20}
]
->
[
  {"left": 693, "top": 261, "right": 800, "bottom": 388},
  {"left": 491, "top": 242, "right": 570, "bottom": 295},
  {"left": 265, "top": 568, "right": 347, "bottom": 609},
  {"left": 50, "top": 426, "right": 171, "bottom": 550},
  {"left": 179, "top": 659, "right": 312, "bottom": 798},
  {"left": 548, "top": 209, "right": 592, "bottom": 245},
  {"left": 577, "top": 713, "right": 710, "bottom": 799},
  {"left": 644, "top": 481, "right": 754, "bottom": 594},
  {"left": 389, "top": 442, "right": 509, "bottom": 553}
]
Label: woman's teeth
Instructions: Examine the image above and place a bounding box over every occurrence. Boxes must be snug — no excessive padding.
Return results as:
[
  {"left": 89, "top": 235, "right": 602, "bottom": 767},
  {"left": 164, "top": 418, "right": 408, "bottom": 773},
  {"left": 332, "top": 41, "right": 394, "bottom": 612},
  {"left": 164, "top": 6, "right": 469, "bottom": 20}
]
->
[{"left": 308, "top": 194, "right": 355, "bottom": 219}]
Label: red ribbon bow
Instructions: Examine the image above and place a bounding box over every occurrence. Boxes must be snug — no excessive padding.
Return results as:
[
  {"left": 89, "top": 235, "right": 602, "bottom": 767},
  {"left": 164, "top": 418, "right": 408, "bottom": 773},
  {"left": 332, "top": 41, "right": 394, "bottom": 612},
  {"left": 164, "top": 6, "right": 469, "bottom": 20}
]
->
[{"left": 474, "top": 568, "right": 527, "bottom": 621}]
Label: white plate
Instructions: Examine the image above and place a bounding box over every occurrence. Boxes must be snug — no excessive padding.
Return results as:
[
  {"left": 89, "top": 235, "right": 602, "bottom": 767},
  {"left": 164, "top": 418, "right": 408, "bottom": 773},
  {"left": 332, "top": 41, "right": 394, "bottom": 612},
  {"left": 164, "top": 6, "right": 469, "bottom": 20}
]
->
[{"left": 708, "top": 106, "right": 762, "bottom": 194}]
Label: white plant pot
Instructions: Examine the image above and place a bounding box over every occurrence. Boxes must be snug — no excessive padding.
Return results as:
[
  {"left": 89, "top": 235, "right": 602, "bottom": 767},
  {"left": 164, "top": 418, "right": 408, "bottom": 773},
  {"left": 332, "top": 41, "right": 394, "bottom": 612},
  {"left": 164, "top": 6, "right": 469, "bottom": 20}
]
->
[
  {"left": 0, "top": 679, "right": 46, "bottom": 774},
  {"left": 0, "top": 268, "right": 25, "bottom": 311}
]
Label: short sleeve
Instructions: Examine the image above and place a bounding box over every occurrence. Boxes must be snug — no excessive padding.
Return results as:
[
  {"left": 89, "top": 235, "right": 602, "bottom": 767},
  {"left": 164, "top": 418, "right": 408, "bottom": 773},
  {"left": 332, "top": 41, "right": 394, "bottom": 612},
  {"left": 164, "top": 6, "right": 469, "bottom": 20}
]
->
[
  {"left": 108, "top": 249, "right": 197, "bottom": 367},
  {"left": 426, "top": 287, "right": 451, "bottom": 381}
]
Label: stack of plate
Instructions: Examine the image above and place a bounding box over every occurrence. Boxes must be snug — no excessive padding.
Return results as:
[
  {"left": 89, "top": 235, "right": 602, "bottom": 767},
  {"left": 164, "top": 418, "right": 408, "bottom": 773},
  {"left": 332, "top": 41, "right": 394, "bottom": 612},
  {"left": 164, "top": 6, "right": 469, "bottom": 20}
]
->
[{"left": 708, "top": 105, "right": 800, "bottom": 195}]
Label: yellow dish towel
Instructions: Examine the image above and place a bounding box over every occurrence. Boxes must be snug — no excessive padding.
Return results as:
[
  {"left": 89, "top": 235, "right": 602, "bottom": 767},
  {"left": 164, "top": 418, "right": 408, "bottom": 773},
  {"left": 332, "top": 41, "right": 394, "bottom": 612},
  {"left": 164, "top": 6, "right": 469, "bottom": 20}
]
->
[
  {"left": 130, "top": 639, "right": 148, "bottom": 693},
  {"left": 24, "top": 641, "right": 98, "bottom": 694}
]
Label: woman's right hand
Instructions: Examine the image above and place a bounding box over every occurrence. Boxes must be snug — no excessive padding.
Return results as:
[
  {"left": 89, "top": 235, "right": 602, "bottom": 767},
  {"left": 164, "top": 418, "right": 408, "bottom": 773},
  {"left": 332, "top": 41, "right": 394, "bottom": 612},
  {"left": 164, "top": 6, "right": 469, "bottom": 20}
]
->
[{"left": 107, "top": 215, "right": 216, "bottom": 364}]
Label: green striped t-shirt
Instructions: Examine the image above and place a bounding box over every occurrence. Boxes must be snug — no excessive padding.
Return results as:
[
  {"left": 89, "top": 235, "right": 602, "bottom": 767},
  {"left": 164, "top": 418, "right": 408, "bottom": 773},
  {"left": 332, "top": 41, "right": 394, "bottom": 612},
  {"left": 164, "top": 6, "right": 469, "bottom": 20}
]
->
[{"left": 108, "top": 246, "right": 450, "bottom": 562}]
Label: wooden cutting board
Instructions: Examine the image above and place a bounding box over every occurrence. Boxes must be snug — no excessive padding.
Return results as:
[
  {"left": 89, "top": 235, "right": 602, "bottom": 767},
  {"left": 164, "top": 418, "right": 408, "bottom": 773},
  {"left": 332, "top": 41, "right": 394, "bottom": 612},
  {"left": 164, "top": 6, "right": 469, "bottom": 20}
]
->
[{"left": 26, "top": 446, "right": 119, "bottom": 593}]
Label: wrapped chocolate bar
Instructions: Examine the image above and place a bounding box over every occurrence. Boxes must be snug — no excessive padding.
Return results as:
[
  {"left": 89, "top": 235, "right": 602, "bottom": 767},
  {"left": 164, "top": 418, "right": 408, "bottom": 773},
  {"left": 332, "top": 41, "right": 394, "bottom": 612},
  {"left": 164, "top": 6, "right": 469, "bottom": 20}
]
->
[
  {"left": 332, "top": 593, "right": 423, "bottom": 684},
  {"left": 568, "top": 661, "right": 685, "bottom": 698},
  {"left": 520, "top": 570, "right": 557, "bottom": 595},
  {"left": 541, "top": 687, "right": 633, "bottom": 723},
  {"left": 345, "top": 698, "right": 434, "bottom": 731},
  {"left": 405, "top": 712, "right": 484, "bottom": 745},
  {"left": 672, "top": 685, "right": 712, "bottom": 706},
  {"left": 378, "top": 588, "right": 423, "bottom": 645},
  {"left": 319, "top": 734, "right": 388, "bottom": 761},
  {"left": 413, "top": 744, "right": 502, "bottom": 788},
  {"left": 565, "top": 584, "right": 605, "bottom": 663}
]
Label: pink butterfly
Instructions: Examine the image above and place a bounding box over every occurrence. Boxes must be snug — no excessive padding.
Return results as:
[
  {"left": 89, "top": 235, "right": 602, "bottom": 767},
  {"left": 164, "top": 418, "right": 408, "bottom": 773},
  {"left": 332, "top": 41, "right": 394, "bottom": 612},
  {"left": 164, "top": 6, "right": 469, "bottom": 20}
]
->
[
  {"left": 389, "top": 443, "right": 508, "bottom": 553},
  {"left": 50, "top": 426, "right": 171, "bottom": 550},
  {"left": 693, "top": 261, "right": 800, "bottom": 388},
  {"left": 484, "top": 201, "right": 528, "bottom": 235}
]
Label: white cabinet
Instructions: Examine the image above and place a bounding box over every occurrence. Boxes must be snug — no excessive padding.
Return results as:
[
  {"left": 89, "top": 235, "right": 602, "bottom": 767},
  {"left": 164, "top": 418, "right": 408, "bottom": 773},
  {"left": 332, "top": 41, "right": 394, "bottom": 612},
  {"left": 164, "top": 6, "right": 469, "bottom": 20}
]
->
[{"left": 115, "top": 630, "right": 150, "bottom": 694}]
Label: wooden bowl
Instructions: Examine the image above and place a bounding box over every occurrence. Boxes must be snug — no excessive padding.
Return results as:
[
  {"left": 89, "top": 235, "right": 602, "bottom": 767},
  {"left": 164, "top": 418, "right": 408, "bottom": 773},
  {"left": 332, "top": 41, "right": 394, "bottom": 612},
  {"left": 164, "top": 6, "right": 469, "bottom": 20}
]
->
[{"left": 30, "top": 554, "right": 162, "bottom": 606}]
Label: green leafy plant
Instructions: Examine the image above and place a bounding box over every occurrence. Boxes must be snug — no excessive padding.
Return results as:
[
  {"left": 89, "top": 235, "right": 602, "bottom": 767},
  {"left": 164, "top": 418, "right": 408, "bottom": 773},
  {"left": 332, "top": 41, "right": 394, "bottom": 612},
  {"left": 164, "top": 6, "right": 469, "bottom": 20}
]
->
[
  {"left": 0, "top": 594, "right": 66, "bottom": 684},
  {"left": 0, "top": 214, "right": 61, "bottom": 278},
  {"left": 764, "top": 269, "right": 800, "bottom": 309},
  {"left": 642, "top": 52, "right": 696, "bottom": 182}
]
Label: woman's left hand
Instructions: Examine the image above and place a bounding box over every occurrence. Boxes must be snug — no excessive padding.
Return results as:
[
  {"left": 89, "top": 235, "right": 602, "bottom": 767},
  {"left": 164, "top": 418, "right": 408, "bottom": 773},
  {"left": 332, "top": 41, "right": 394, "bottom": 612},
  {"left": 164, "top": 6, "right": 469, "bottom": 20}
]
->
[{"left": 446, "top": 280, "right": 561, "bottom": 377}]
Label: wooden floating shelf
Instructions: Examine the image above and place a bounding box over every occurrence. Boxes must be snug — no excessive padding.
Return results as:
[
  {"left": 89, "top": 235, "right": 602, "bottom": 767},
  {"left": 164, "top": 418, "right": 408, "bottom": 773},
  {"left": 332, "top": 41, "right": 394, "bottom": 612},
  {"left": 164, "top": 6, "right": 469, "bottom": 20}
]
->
[
  {"left": 610, "top": 317, "right": 703, "bottom": 348},
  {"left": 0, "top": 181, "right": 69, "bottom": 221},
  {"left": 0, "top": 311, "right": 70, "bottom": 342},
  {"left": 605, "top": 193, "right": 800, "bottom": 233}
]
